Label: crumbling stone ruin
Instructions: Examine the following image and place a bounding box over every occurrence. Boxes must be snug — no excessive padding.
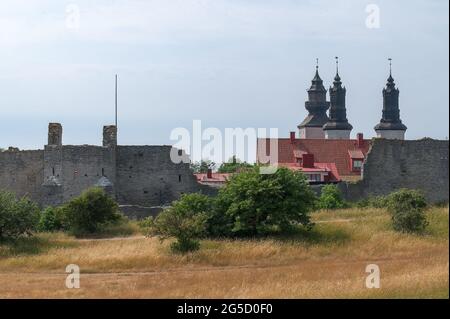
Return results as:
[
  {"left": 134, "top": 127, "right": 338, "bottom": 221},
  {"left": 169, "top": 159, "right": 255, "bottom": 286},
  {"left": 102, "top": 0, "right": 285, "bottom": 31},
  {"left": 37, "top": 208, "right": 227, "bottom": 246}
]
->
[{"left": 0, "top": 123, "right": 212, "bottom": 216}]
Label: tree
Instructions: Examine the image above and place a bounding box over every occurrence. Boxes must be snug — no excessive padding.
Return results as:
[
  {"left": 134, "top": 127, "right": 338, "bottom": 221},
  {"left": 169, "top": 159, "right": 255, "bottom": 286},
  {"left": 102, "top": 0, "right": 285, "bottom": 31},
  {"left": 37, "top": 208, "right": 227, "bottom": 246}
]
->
[
  {"left": 0, "top": 191, "right": 40, "bottom": 240},
  {"left": 63, "top": 187, "right": 121, "bottom": 236},
  {"left": 211, "top": 167, "right": 316, "bottom": 237},
  {"left": 218, "top": 156, "right": 253, "bottom": 173},
  {"left": 143, "top": 193, "right": 211, "bottom": 253},
  {"left": 190, "top": 160, "right": 215, "bottom": 173},
  {"left": 387, "top": 189, "right": 428, "bottom": 233},
  {"left": 317, "top": 184, "right": 346, "bottom": 210},
  {"left": 38, "top": 206, "right": 67, "bottom": 232}
]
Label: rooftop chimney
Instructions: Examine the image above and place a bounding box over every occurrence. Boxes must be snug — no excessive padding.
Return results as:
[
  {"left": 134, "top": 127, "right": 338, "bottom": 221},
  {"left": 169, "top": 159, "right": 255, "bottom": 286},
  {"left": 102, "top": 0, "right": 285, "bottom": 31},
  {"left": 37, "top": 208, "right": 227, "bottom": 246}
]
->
[
  {"left": 290, "top": 131, "right": 296, "bottom": 143},
  {"left": 357, "top": 133, "right": 364, "bottom": 148},
  {"left": 207, "top": 168, "right": 213, "bottom": 179},
  {"left": 302, "top": 154, "right": 315, "bottom": 168}
]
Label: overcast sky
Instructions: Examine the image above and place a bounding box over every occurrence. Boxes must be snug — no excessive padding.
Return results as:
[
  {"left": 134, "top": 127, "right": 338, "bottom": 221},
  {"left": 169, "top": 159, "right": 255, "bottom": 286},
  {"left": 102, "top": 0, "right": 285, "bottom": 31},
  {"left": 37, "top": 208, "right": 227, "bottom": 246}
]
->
[{"left": 0, "top": 0, "right": 448, "bottom": 161}]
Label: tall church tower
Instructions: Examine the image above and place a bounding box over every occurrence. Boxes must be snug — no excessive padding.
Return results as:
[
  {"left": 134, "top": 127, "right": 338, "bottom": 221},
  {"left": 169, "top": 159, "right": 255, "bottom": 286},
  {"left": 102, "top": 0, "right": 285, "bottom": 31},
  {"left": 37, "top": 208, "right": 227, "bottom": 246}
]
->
[
  {"left": 298, "top": 60, "right": 330, "bottom": 139},
  {"left": 323, "top": 57, "right": 353, "bottom": 139},
  {"left": 374, "top": 59, "right": 407, "bottom": 140}
]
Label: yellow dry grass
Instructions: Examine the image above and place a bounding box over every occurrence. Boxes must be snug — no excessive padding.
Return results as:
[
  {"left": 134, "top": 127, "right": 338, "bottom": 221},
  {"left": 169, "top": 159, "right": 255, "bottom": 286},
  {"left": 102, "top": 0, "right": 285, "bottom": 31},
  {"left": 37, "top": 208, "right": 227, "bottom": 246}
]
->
[{"left": 0, "top": 207, "right": 448, "bottom": 298}]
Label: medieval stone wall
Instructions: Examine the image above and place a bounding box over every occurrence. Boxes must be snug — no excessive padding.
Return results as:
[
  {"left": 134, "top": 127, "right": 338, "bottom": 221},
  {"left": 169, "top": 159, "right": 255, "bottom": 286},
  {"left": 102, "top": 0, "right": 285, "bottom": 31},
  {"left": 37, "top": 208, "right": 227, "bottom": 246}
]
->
[
  {"left": 0, "top": 150, "right": 44, "bottom": 203},
  {"left": 339, "top": 139, "right": 449, "bottom": 203},
  {"left": 116, "top": 146, "right": 210, "bottom": 207}
]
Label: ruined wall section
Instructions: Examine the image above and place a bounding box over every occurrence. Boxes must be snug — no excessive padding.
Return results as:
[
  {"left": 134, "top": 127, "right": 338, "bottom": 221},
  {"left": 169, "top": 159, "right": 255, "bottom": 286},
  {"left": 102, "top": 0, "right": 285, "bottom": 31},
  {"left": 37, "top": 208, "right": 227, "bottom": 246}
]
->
[
  {"left": 57, "top": 145, "right": 116, "bottom": 204},
  {"left": 0, "top": 150, "right": 44, "bottom": 203},
  {"left": 340, "top": 139, "right": 449, "bottom": 203},
  {"left": 116, "top": 146, "right": 209, "bottom": 206}
]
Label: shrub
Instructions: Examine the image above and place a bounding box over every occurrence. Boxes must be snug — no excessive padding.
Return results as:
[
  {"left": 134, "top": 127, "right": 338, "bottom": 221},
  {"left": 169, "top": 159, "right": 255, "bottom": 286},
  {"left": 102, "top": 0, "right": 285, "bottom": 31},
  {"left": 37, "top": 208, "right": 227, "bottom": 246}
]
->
[
  {"left": 211, "top": 167, "right": 316, "bottom": 237},
  {"left": 317, "top": 184, "right": 346, "bottom": 210},
  {"left": 387, "top": 189, "right": 428, "bottom": 233},
  {"left": 0, "top": 191, "right": 40, "bottom": 240},
  {"left": 218, "top": 156, "right": 253, "bottom": 173},
  {"left": 63, "top": 187, "right": 121, "bottom": 236},
  {"left": 38, "top": 206, "right": 67, "bottom": 232},
  {"left": 143, "top": 193, "right": 210, "bottom": 253}
]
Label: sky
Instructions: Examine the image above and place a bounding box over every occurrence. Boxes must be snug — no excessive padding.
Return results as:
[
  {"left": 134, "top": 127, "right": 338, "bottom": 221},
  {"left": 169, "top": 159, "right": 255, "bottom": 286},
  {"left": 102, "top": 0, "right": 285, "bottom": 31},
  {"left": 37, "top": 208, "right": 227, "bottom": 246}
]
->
[{"left": 0, "top": 0, "right": 448, "bottom": 162}]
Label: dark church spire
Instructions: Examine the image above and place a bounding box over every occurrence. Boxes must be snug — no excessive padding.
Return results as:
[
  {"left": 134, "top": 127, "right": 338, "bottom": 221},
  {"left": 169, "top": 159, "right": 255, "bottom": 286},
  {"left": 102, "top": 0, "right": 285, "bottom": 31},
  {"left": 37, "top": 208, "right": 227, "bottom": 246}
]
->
[
  {"left": 374, "top": 58, "right": 407, "bottom": 139},
  {"left": 323, "top": 57, "right": 353, "bottom": 139},
  {"left": 298, "top": 59, "right": 330, "bottom": 139}
]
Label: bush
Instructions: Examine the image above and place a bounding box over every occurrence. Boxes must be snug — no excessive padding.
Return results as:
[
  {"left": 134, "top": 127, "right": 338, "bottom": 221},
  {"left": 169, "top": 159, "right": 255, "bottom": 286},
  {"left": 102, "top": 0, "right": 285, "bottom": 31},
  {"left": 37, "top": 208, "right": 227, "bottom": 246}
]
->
[
  {"left": 387, "top": 189, "right": 428, "bottom": 233},
  {"left": 38, "top": 206, "right": 67, "bottom": 232},
  {"left": 143, "top": 193, "right": 211, "bottom": 253},
  {"left": 0, "top": 191, "right": 40, "bottom": 240},
  {"left": 211, "top": 167, "right": 316, "bottom": 237},
  {"left": 63, "top": 187, "right": 121, "bottom": 236},
  {"left": 317, "top": 185, "right": 346, "bottom": 210}
]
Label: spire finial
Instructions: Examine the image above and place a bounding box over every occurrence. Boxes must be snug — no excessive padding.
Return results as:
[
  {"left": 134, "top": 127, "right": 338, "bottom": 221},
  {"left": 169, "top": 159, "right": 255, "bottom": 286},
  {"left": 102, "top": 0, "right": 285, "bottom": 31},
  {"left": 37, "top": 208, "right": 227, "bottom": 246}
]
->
[
  {"left": 335, "top": 56, "right": 339, "bottom": 75},
  {"left": 316, "top": 58, "right": 319, "bottom": 71},
  {"left": 388, "top": 58, "right": 392, "bottom": 76}
]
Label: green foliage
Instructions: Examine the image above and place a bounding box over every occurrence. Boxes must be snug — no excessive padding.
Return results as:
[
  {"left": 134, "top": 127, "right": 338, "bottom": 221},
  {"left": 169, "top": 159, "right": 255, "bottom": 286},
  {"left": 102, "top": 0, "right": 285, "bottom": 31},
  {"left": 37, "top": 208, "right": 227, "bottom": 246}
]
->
[
  {"left": 217, "top": 156, "right": 253, "bottom": 173},
  {"left": 63, "top": 188, "right": 121, "bottom": 236},
  {"left": 387, "top": 189, "right": 428, "bottom": 233},
  {"left": 0, "top": 191, "right": 40, "bottom": 240},
  {"left": 317, "top": 185, "right": 346, "bottom": 210},
  {"left": 143, "top": 193, "right": 211, "bottom": 253},
  {"left": 38, "top": 206, "right": 67, "bottom": 232},
  {"left": 355, "top": 195, "right": 389, "bottom": 208},
  {"left": 190, "top": 160, "right": 215, "bottom": 173},
  {"left": 211, "top": 167, "right": 316, "bottom": 237}
]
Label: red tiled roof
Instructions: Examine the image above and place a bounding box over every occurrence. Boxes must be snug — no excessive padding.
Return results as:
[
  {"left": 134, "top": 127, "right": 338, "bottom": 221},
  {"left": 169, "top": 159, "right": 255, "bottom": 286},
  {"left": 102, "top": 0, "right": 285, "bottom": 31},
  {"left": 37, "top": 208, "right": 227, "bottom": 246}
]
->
[
  {"left": 257, "top": 138, "right": 371, "bottom": 177},
  {"left": 279, "top": 162, "right": 340, "bottom": 182}
]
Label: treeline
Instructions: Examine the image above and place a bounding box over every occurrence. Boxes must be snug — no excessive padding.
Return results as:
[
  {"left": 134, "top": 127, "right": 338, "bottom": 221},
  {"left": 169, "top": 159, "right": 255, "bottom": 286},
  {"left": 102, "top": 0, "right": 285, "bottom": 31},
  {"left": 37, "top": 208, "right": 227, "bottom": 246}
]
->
[{"left": 0, "top": 167, "right": 432, "bottom": 254}]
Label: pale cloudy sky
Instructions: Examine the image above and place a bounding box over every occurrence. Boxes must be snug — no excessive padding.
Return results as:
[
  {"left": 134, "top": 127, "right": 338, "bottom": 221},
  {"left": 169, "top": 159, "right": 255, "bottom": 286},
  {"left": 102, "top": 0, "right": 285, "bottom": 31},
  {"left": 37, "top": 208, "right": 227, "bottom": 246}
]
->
[{"left": 0, "top": 0, "right": 448, "bottom": 160}]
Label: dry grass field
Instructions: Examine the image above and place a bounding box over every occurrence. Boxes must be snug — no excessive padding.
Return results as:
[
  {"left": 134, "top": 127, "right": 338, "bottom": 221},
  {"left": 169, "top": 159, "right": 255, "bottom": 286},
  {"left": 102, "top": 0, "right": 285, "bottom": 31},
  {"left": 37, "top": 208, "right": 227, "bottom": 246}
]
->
[{"left": 0, "top": 207, "right": 448, "bottom": 299}]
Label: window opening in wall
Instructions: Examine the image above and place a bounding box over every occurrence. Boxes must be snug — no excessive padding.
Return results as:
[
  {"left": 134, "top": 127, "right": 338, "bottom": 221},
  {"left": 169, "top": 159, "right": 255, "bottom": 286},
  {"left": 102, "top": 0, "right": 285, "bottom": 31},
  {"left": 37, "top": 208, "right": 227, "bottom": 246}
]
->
[
  {"left": 178, "top": 175, "right": 182, "bottom": 182},
  {"left": 52, "top": 167, "right": 55, "bottom": 175},
  {"left": 353, "top": 160, "right": 363, "bottom": 170},
  {"left": 102, "top": 168, "right": 105, "bottom": 176}
]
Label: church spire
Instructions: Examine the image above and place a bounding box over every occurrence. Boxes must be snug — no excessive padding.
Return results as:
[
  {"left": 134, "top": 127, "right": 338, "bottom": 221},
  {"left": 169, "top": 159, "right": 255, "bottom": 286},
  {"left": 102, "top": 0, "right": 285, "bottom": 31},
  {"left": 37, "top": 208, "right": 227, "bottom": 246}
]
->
[
  {"left": 323, "top": 57, "right": 353, "bottom": 139},
  {"left": 374, "top": 58, "right": 407, "bottom": 140},
  {"left": 298, "top": 59, "right": 330, "bottom": 139}
]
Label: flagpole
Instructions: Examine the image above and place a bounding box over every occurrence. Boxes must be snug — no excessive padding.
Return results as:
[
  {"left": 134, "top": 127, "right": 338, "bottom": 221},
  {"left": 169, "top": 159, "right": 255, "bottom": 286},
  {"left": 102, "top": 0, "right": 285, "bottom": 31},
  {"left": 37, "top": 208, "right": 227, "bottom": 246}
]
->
[{"left": 115, "top": 74, "right": 118, "bottom": 129}]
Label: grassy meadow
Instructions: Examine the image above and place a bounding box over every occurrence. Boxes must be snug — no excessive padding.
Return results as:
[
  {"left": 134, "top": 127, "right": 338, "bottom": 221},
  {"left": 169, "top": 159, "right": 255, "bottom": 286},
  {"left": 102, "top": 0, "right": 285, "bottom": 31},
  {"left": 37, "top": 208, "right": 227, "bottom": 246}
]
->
[{"left": 0, "top": 206, "right": 448, "bottom": 298}]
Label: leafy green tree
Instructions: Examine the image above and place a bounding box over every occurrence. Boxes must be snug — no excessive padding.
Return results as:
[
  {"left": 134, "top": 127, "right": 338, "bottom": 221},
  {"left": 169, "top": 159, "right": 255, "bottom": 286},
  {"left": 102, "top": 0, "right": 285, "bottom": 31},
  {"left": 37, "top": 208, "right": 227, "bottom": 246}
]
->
[
  {"left": 218, "top": 156, "right": 253, "bottom": 173},
  {"left": 317, "top": 184, "right": 346, "bottom": 210},
  {"left": 190, "top": 160, "right": 215, "bottom": 173},
  {"left": 143, "top": 193, "right": 211, "bottom": 253},
  {"left": 0, "top": 191, "right": 40, "bottom": 240},
  {"left": 38, "top": 206, "right": 67, "bottom": 232},
  {"left": 63, "top": 187, "right": 121, "bottom": 236},
  {"left": 387, "top": 189, "right": 428, "bottom": 233},
  {"left": 211, "top": 167, "right": 316, "bottom": 237}
]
